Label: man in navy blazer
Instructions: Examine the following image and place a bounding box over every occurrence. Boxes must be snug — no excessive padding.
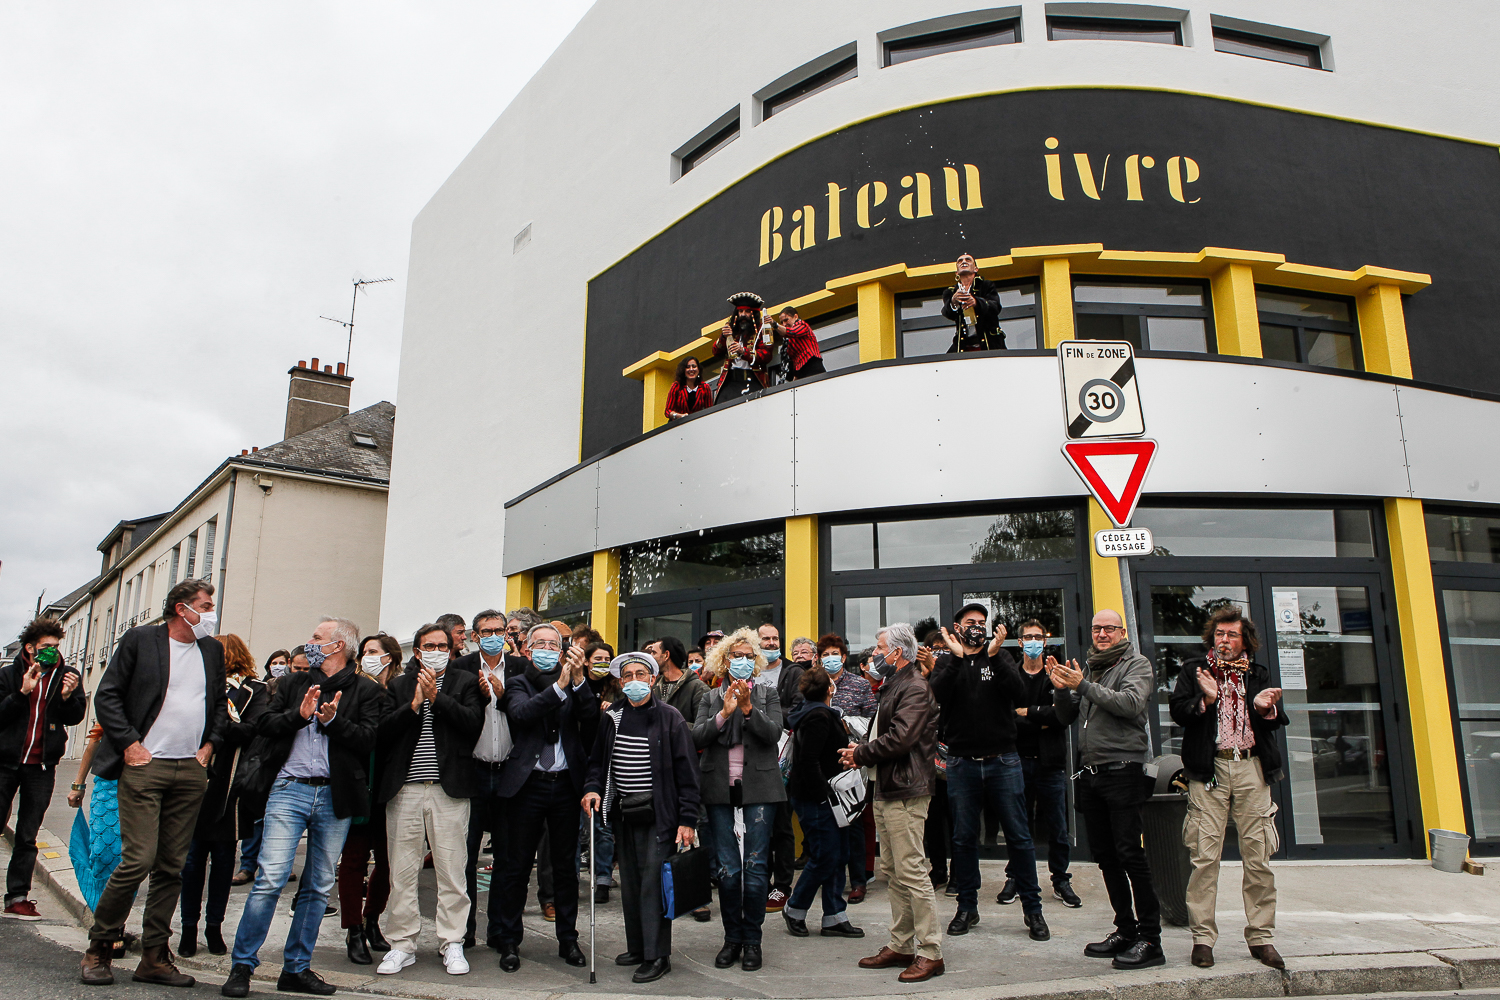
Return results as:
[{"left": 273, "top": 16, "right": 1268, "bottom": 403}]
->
[
  {"left": 81, "top": 578, "right": 228, "bottom": 988},
  {"left": 492, "top": 623, "right": 599, "bottom": 973}
]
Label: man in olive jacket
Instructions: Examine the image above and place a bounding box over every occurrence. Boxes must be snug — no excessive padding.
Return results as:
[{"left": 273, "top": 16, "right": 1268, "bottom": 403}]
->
[
  {"left": 1168, "top": 606, "right": 1288, "bottom": 971},
  {"left": 839, "top": 623, "right": 944, "bottom": 983}
]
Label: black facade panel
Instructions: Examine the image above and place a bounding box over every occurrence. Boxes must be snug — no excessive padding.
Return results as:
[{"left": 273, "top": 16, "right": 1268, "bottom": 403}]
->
[{"left": 583, "top": 89, "right": 1500, "bottom": 457}]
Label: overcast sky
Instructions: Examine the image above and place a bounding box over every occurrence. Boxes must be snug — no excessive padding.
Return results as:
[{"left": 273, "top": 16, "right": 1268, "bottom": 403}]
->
[{"left": 0, "top": 2, "right": 593, "bottom": 644}]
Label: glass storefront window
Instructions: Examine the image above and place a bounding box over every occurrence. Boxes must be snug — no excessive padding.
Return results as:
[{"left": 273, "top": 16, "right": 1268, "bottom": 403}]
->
[
  {"left": 829, "top": 510, "right": 1075, "bottom": 570},
  {"left": 1150, "top": 585, "right": 1252, "bottom": 756},
  {"left": 625, "top": 527, "right": 784, "bottom": 597},
  {"left": 632, "top": 611, "right": 694, "bottom": 653},
  {"left": 536, "top": 562, "right": 592, "bottom": 615},
  {"left": 1134, "top": 508, "right": 1374, "bottom": 558},
  {"left": 845, "top": 593, "right": 941, "bottom": 649},
  {"left": 1440, "top": 588, "right": 1500, "bottom": 842},
  {"left": 1272, "top": 586, "right": 1396, "bottom": 846},
  {"left": 963, "top": 588, "right": 1069, "bottom": 654},
  {"left": 1426, "top": 512, "right": 1500, "bottom": 563},
  {"left": 708, "top": 603, "right": 776, "bottom": 635}
]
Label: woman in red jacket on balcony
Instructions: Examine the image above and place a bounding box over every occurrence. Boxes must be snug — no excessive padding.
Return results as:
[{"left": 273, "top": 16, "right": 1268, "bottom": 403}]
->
[{"left": 664, "top": 356, "right": 713, "bottom": 421}]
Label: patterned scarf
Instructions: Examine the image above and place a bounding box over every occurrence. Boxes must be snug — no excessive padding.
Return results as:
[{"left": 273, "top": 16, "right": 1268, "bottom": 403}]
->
[{"left": 1206, "top": 648, "right": 1254, "bottom": 751}]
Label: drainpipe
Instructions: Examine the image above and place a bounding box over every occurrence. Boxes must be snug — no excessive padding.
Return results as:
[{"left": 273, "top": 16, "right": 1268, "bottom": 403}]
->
[{"left": 214, "top": 469, "right": 238, "bottom": 634}]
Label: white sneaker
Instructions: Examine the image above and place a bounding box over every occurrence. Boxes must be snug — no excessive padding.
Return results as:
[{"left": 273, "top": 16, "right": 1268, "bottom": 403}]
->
[
  {"left": 377, "top": 949, "right": 415, "bottom": 975},
  {"left": 442, "top": 942, "right": 470, "bottom": 975}
]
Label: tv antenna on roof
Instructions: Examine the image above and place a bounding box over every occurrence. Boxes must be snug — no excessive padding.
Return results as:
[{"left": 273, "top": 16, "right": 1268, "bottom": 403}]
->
[{"left": 321, "top": 275, "right": 394, "bottom": 374}]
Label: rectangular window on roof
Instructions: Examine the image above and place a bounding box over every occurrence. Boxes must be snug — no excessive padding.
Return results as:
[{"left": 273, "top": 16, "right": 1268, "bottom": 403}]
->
[
  {"left": 676, "top": 110, "right": 740, "bottom": 179},
  {"left": 884, "top": 19, "right": 1020, "bottom": 66},
  {"left": 1255, "top": 287, "right": 1360, "bottom": 371},
  {"left": 762, "top": 54, "right": 857, "bottom": 120},
  {"left": 169, "top": 545, "right": 180, "bottom": 586},
  {"left": 1214, "top": 27, "right": 1323, "bottom": 69},
  {"left": 185, "top": 531, "right": 198, "bottom": 579},
  {"left": 1072, "top": 280, "right": 1213, "bottom": 354},
  {"left": 1047, "top": 16, "right": 1181, "bottom": 44},
  {"left": 809, "top": 308, "right": 860, "bottom": 372},
  {"left": 898, "top": 282, "right": 1038, "bottom": 358}
]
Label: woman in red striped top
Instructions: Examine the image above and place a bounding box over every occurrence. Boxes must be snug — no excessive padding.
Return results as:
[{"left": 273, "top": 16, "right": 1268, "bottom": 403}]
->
[{"left": 664, "top": 356, "right": 713, "bottom": 420}]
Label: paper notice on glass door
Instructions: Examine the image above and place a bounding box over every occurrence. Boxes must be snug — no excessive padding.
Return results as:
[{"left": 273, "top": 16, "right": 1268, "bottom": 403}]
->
[
  {"left": 1278, "top": 647, "right": 1307, "bottom": 690},
  {"left": 1274, "top": 592, "right": 1300, "bottom": 632}
]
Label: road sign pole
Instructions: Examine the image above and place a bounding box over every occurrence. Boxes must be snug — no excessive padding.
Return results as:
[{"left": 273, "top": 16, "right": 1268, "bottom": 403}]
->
[{"left": 1115, "top": 552, "right": 1152, "bottom": 755}]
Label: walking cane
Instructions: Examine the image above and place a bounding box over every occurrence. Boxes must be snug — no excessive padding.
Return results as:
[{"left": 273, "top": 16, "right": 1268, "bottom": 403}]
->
[{"left": 588, "top": 803, "right": 597, "bottom": 984}]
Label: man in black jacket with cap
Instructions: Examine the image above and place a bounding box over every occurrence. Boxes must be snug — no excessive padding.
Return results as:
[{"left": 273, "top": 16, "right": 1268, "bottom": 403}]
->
[{"left": 1169, "top": 605, "right": 1288, "bottom": 971}]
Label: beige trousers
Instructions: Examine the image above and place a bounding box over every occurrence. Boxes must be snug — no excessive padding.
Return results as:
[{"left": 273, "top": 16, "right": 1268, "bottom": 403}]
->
[
  {"left": 385, "top": 782, "right": 472, "bottom": 952},
  {"left": 1184, "top": 756, "right": 1279, "bottom": 947},
  {"left": 874, "top": 796, "right": 942, "bottom": 961}
]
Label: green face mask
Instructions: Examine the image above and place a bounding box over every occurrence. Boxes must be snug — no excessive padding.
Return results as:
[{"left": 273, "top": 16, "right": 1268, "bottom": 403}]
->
[{"left": 34, "top": 646, "right": 59, "bottom": 667}]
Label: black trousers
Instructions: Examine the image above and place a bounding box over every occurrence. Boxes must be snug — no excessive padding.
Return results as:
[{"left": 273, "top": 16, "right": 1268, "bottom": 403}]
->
[
  {"left": 615, "top": 818, "right": 671, "bottom": 960},
  {"left": 923, "top": 779, "right": 952, "bottom": 882},
  {"left": 0, "top": 763, "right": 54, "bottom": 902},
  {"left": 465, "top": 763, "right": 511, "bottom": 945},
  {"left": 495, "top": 771, "right": 580, "bottom": 947},
  {"left": 790, "top": 357, "right": 826, "bottom": 379},
  {"left": 1076, "top": 765, "right": 1160, "bottom": 942},
  {"left": 770, "top": 801, "right": 795, "bottom": 893},
  {"left": 180, "top": 838, "right": 236, "bottom": 926}
]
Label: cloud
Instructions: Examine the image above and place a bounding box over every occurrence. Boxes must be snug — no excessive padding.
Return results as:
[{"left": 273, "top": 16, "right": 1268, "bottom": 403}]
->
[{"left": 0, "top": 1, "right": 594, "bottom": 642}]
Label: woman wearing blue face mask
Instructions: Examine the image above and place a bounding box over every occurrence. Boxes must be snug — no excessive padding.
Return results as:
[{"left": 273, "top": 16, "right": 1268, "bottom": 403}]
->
[
  {"left": 691, "top": 630, "right": 784, "bottom": 972},
  {"left": 816, "top": 634, "right": 876, "bottom": 904}
]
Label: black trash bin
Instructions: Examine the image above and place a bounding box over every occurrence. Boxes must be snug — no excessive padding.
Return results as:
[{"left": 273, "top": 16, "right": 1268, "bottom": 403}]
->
[{"left": 1139, "top": 754, "right": 1191, "bottom": 927}]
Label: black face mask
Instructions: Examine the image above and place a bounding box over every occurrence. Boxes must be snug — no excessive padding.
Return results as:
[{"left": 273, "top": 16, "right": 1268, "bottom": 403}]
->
[{"left": 962, "top": 625, "right": 987, "bottom": 648}]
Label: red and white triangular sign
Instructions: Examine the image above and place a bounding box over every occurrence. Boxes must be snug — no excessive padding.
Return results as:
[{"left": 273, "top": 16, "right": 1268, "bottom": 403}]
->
[{"left": 1061, "top": 439, "right": 1158, "bottom": 528}]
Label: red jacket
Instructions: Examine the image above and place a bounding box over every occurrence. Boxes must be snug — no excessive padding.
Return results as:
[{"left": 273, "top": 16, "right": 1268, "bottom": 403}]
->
[
  {"left": 780, "top": 319, "right": 822, "bottom": 371},
  {"left": 665, "top": 382, "right": 713, "bottom": 419}
]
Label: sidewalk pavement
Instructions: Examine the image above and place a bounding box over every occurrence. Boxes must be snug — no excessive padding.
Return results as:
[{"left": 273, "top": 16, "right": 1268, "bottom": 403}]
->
[{"left": 7, "top": 768, "right": 1498, "bottom": 1000}]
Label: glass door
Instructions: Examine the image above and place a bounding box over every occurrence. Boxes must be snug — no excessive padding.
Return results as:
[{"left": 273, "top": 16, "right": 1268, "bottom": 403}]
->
[
  {"left": 829, "top": 582, "right": 946, "bottom": 650},
  {"left": 626, "top": 591, "right": 783, "bottom": 654},
  {"left": 1434, "top": 583, "right": 1500, "bottom": 853}
]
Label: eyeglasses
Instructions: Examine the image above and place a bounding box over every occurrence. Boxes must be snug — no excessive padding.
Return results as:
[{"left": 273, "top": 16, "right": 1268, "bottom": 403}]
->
[
  {"left": 417, "top": 642, "right": 449, "bottom": 652},
  {"left": 1090, "top": 625, "right": 1125, "bottom": 635},
  {"left": 476, "top": 628, "right": 506, "bottom": 638},
  {"left": 1213, "top": 629, "right": 1244, "bottom": 639},
  {"left": 529, "top": 639, "right": 561, "bottom": 651}
]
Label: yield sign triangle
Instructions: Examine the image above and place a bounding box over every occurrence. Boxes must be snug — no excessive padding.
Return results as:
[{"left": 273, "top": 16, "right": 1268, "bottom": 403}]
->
[{"left": 1061, "top": 439, "right": 1158, "bottom": 528}]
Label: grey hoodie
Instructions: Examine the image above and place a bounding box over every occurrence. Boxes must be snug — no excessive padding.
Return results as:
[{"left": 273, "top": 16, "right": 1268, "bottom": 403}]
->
[{"left": 1052, "top": 641, "right": 1154, "bottom": 766}]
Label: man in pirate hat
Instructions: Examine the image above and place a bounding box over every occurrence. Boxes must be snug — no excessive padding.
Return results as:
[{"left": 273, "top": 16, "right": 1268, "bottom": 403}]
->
[{"left": 713, "top": 292, "right": 774, "bottom": 402}]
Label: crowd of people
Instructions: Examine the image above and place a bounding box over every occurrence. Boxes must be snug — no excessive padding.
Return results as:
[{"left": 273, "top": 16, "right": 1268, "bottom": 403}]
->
[{"left": 0, "top": 575, "right": 1292, "bottom": 994}]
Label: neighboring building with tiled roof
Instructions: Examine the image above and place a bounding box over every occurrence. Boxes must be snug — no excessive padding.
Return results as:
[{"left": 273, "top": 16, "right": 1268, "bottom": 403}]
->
[{"left": 61, "top": 359, "right": 395, "bottom": 753}]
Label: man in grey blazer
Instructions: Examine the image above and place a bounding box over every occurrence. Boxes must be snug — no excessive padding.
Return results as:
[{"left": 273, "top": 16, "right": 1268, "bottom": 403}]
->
[{"left": 693, "top": 629, "right": 785, "bottom": 972}]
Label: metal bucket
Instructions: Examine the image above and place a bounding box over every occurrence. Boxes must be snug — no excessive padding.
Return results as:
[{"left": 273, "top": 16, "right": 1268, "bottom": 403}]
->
[{"left": 1429, "top": 828, "right": 1470, "bottom": 873}]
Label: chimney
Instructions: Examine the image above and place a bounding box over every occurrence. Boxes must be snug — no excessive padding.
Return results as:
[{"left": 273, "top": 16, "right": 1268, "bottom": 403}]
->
[{"left": 284, "top": 355, "right": 353, "bottom": 439}]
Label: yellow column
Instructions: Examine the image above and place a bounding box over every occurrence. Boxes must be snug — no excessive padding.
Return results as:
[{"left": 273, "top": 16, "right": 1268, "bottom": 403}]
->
[
  {"left": 1209, "top": 262, "right": 1263, "bottom": 357},
  {"left": 1358, "top": 284, "right": 1414, "bottom": 378},
  {"left": 785, "top": 515, "right": 819, "bottom": 643},
  {"left": 856, "top": 281, "right": 896, "bottom": 362},
  {"left": 505, "top": 571, "right": 534, "bottom": 612},
  {"left": 1087, "top": 499, "right": 1126, "bottom": 623},
  {"left": 1039, "top": 257, "right": 1075, "bottom": 348},
  {"left": 1384, "top": 498, "right": 1467, "bottom": 852},
  {"left": 591, "top": 548, "right": 622, "bottom": 648},
  {"left": 639, "top": 366, "right": 674, "bottom": 433}
]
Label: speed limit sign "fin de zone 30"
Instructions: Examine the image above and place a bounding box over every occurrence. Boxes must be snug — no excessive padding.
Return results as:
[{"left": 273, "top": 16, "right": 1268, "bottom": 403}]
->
[{"left": 1057, "top": 340, "right": 1146, "bottom": 439}]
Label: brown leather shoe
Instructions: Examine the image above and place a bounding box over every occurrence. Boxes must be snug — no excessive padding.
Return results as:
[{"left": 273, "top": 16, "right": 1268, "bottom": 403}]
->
[
  {"left": 1249, "top": 943, "right": 1285, "bottom": 969},
  {"left": 133, "top": 944, "right": 196, "bottom": 987},
  {"left": 542, "top": 902, "right": 557, "bottom": 922},
  {"left": 1191, "top": 944, "right": 1214, "bottom": 967},
  {"left": 80, "top": 940, "right": 115, "bottom": 986},
  {"left": 858, "top": 946, "right": 915, "bottom": 969},
  {"left": 898, "top": 956, "right": 945, "bottom": 982}
]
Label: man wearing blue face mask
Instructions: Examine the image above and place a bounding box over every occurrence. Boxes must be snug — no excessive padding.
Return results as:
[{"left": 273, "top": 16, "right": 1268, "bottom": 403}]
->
[
  {"left": 1006, "top": 619, "right": 1079, "bottom": 910},
  {"left": 493, "top": 624, "right": 599, "bottom": 973}
]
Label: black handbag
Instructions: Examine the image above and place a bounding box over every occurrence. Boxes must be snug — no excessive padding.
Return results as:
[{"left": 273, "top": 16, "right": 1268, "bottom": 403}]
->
[
  {"left": 619, "top": 791, "right": 654, "bottom": 825},
  {"left": 661, "top": 845, "right": 712, "bottom": 919}
]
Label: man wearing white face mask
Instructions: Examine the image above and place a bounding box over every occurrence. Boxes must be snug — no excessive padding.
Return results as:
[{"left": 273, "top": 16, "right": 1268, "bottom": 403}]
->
[
  {"left": 375, "top": 624, "right": 484, "bottom": 978},
  {"left": 81, "top": 579, "right": 227, "bottom": 987}
]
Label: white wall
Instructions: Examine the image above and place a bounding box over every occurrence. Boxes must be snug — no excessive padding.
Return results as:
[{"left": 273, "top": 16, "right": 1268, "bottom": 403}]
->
[{"left": 381, "top": 0, "right": 1500, "bottom": 635}]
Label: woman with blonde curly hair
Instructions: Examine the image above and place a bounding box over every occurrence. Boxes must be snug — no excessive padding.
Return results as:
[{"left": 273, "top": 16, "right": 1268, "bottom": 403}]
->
[{"left": 693, "top": 628, "right": 785, "bottom": 971}]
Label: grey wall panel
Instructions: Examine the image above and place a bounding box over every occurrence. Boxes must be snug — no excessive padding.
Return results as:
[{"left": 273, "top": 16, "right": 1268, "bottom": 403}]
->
[
  {"left": 1400, "top": 387, "right": 1500, "bottom": 505},
  {"left": 595, "top": 390, "right": 795, "bottom": 550},
  {"left": 793, "top": 358, "right": 1087, "bottom": 515},
  {"left": 501, "top": 461, "right": 599, "bottom": 575}
]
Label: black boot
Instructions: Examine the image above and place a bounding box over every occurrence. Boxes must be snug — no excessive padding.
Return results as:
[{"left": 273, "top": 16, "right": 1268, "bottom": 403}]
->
[
  {"left": 204, "top": 924, "right": 226, "bottom": 956},
  {"left": 177, "top": 924, "right": 198, "bottom": 959},
  {"left": 364, "top": 916, "right": 390, "bottom": 952},
  {"left": 346, "top": 927, "right": 371, "bottom": 965}
]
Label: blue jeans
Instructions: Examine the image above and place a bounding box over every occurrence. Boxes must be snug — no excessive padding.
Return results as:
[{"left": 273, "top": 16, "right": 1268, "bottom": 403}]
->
[
  {"left": 707, "top": 802, "right": 772, "bottom": 944},
  {"left": 948, "top": 754, "right": 1041, "bottom": 914},
  {"left": 786, "top": 798, "right": 847, "bottom": 924},
  {"left": 1013, "top": 757, "right": 1070, "bottom": 884},
  {"left": 231, "top": 779, "right": 351, "bottom": 972},
  {"left": 237, "top": 821, "right": 262, "bottom": 874},
  {"left": 580, "top": 808, "right": 614, "bottom": 886}
]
